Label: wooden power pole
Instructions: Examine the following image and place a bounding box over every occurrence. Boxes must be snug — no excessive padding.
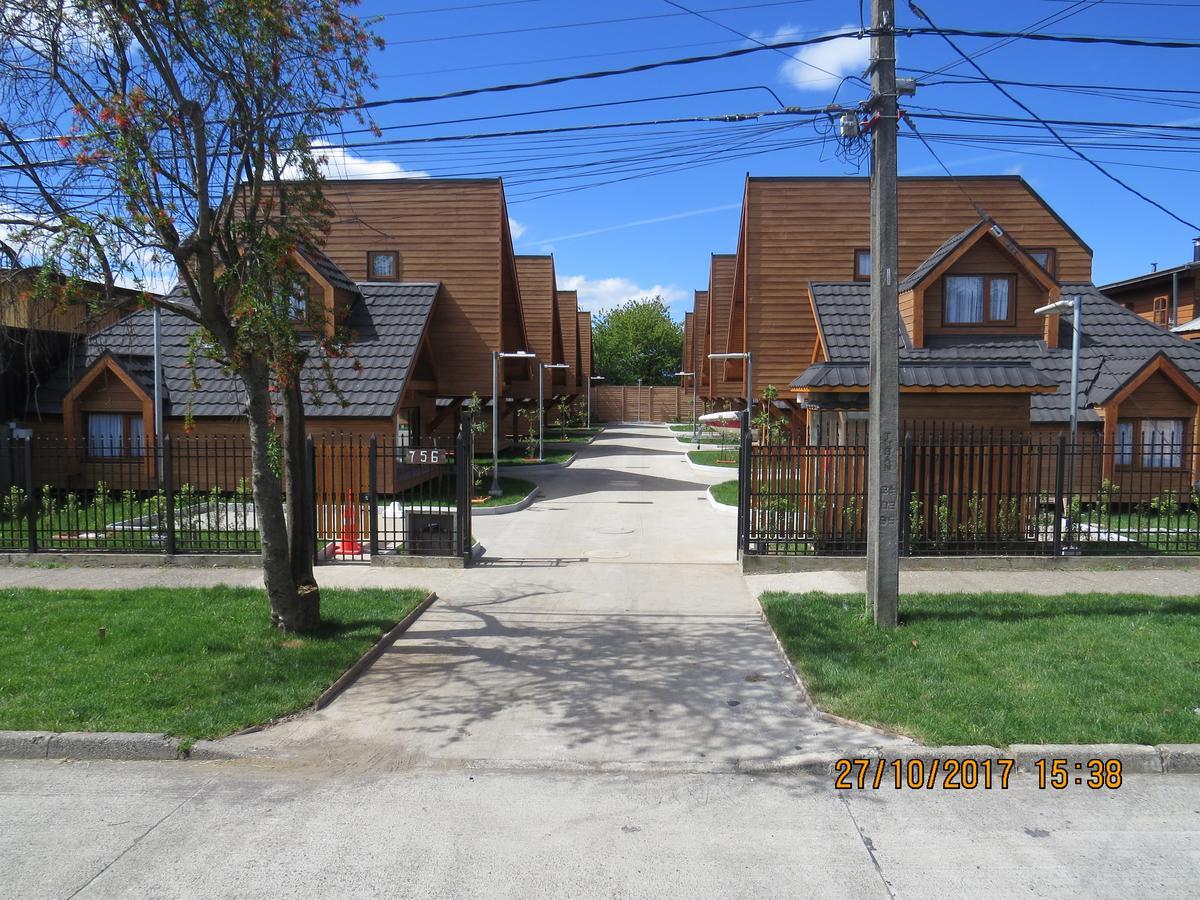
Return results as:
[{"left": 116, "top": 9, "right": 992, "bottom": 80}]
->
[{"left": 866, "top": 0, "right": 900, "bottom": 628}]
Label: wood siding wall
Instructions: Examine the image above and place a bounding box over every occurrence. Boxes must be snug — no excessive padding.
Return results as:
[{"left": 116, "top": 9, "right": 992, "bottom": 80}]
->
[
  {"left": 556, "top": 289, "right": 581, "bottom": 394},
  {"left": 578, "top": 311, "right": 593, "bottom": 382},
  {"left": 921, "top": 241, "right": 1050, "bottom": 340},
  {"left": 741, "top": 177, "right": 1094, "bottom": 393},
  {"left": 707, "top": 255, "right": 739, "bottom": 398},
  {"left": 693, "top": 290, "right": 710, "bottom": 398},
  {"left": 682, "top": 312, "right": 694, "bottom": 390},
  {"left": 591, "top": 385, "right": 685, "bottom": 423},
  {"left": 313, "top": 179, "right": 507, "bottom": 397}
]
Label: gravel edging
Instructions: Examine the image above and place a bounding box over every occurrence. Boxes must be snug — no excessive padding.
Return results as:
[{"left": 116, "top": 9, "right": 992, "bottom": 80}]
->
[{"left": 0, "top": 590, "right": 440, "bottom": 763}]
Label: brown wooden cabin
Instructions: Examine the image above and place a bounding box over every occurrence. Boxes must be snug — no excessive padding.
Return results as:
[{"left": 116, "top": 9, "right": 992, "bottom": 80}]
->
[
  {"left": 1099, "top": 239, "right": 1200, "bottom": 342},
  {"left": 718, "top": 175, "right": 1094, "bottom": 431},
  {"left": 703, "top": 254, "right": 739, "bottom": 403},
  {"left": 290, "top": 176, "right": 534, "bottom": 440},
  {"left": 681, "top": 311, "right": 695, "bottom": 392},
  {"left": 789, "top": 216, "right": 1200, "bottom": 516},
  {"left": 578, "top": 310, "right": 593, "bottom": 385},
  {"left": 24, "top": 249, "right": 449, "bottom": 498},
  {"left": 691, "top": 290, "right": 709, "bottom": 400},
  {"left": 556, "top": 288, "right": 582, "bottom": 398},
  {"left": 0, "top": 269, "right": 143, "bottom": 423}
]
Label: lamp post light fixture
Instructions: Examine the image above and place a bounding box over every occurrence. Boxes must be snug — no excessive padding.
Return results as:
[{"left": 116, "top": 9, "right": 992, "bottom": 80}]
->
[
  {"left": 707, "top": 352, "right": 754, "bottom": 419},
  {"left": 1036, "top": 296, "right": 1082, "bottom": 548},
  {"left": 491, "top": 349, "right": 537, "bottom": 497},
  {"left": 588, "top": 375, "right": 604, "bottom": 430},
  {"left": 671, "top": 370, "right": 697, "bottom": 441},
  {"left": 539, "top": 363, "right": 571, "bottom": 461}
]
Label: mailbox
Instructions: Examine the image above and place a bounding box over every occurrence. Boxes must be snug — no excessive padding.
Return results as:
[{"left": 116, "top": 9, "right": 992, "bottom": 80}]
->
[{"left": 408, "top": 511, "right": 456, "bottom": 556}]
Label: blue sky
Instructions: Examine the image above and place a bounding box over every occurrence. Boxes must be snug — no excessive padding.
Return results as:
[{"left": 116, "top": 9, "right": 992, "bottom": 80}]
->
[{"left": 334, "top": 0, "right": 1199, "bottom": 319}]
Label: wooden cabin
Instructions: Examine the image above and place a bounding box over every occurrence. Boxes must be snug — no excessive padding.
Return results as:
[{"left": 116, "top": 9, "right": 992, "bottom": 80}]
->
[
  {"left": 1099, "top": 240, "right": 1200, "bottom": 341},
  {"left": 720, "top": 175, "right": 1093, "bottom": 427},
  {"left": 556, "top": 288, "right": 582, "bottom": 398}
]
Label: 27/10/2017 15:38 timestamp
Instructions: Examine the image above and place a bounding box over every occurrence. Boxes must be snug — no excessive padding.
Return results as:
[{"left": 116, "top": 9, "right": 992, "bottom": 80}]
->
[{"left": 833, "top": 757, "right": 1124, "bottom": 791}]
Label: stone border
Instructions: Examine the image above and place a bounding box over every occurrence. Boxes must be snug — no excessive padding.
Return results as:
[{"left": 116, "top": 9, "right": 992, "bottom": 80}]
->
[
  {"left": 472, "top": 486, "right": 539, "bottom": 516},
  {"left": 705, "top": 484, "right": 737, "bottom": 516},
  {"left": 312, "top": 590, "right": 438, "bottom": 709},
  {"left": 0, "top": 552, "right": 261, "bottom": 568},
  {"left": 0, "top": 591, "right": 440, "bottom": 762},
  {"left": 742, "top": 553, "right": 1200, "bottom": 573}
]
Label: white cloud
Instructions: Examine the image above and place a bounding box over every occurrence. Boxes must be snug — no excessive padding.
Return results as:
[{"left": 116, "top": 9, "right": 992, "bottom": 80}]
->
[
  {"left": 558, "top": 275, "right": 688, "bottom": 317},
  {"left": 508, "top": 217, "right": 527, "bottom": 239},
  {"left": 759, "top": 24, "right": 870, "bottom": 93},
  {"left": 282, "top": 144, "right": 428, "bottom": 180}
]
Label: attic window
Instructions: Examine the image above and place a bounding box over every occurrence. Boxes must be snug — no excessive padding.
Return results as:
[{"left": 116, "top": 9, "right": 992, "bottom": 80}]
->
[
  {"left": 1027, "top": 248, "right": 1057, "bottom": 277},
  {"left": 943, "top": 274, "right": 1015, "bottom": 325},
  {"left": 368, "top": 251, "right": 399, "bottom": 281},
  {"left": 1152, "top": 295, "right": 1169, "bottom": 326},
  {"left": 288, "top": 291, "right": 306, "bottom": 321},
  {"left": 853, "top": 249, "right": 871, "bottom": 281}
]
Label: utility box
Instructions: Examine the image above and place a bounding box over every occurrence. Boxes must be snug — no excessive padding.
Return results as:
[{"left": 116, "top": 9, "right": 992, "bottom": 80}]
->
[{"left": 408, "top": 511, "right": 456, "bottom": 556}]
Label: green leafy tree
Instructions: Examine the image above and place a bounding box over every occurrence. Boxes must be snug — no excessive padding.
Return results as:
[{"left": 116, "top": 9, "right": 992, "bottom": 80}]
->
[
  {"left": 0, "top": 1, "right": 381, "bottom": 632},
  {"left": 592, "top": 296, "right": 683, "bottom": 385}
]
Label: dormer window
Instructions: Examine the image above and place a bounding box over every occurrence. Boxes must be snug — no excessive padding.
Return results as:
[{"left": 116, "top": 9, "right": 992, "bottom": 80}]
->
[
  {"left": 1152, "top": 295, "right": 1169, "bottom": 326},
  {"left": 1027, "top": 248, "right": 1057, "bottom": 277},
  {"left": 943, "top": 274, "right": 1015, "bottom": 325},
  {"left": 288, "top": 291, "right": 306, "bottom": 321},
  {"left": 853, "top": 248, "right": 871, "bottom": 281},
  {"left": 368, "top": 251, "right": 399, "bottom": 281}
]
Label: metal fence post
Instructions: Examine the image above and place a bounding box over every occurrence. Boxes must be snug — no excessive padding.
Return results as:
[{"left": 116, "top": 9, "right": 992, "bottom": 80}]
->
[
  {"left": 22, "top": 437, "right": 36, "bottom": 553},
  {"left": 368, "top": 435, "right": 379, "bottom": 557},
  {"left": 1052, "top": 433, "right": 1066, "bottom": 555},
  {"left": 306, "top": 435, "right": 317, "bottom": 566},
  {"left": 457, "top": 410, "right": 472, "bottom": 559},
  {"left": 737, "top": 410, "right": 752, "bottom": 555},
  {"left": 900, "top": 432, "right": 914, "bottom": 556},
  {"left": 162, "top": 434, "right": 176, "bottom": 556}
]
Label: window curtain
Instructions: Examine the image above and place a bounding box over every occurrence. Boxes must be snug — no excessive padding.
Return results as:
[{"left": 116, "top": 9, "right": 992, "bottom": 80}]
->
[
  {"left": 87, "top": 413, "right": 123, "bottom": 457},
  {"left": 1141, "top": 419, "right": 1184, "bottom": 468},
  {"left": 128, "top": 415, "right": 146, "bottom": 457},
  {"left": 945, "top": 276, "right": 984, "bottom": 323},
  {"left": 989, "top": 278, "right": 1011, "bottom": 321},
  {"left": 1115, "top": 422, "right": 1134, "bottom": 466}
]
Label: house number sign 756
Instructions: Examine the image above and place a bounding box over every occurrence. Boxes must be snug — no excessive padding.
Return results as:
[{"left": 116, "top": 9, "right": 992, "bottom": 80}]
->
[{"left": 404, "top": 448, "right": 449, "bottom": 465}]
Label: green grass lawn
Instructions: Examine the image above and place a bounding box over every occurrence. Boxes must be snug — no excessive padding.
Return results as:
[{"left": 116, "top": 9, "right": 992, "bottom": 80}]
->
[
  {"left": 688, "top": 449, "right": 739, "bottom": 468},
  {"left": 760, "top": 590, "right": 1200, "bottom": 746},
  {"left": 710, "top": 480, "right": 739, "bottom": 506},
  {"left": 471, "top": 476, "right": 536, "bottom": 506},
  {"left": 677, "top": 433, "right": 737, "bottom": 446},
  {"left": 0, "top": 586, "right": 429, "bottom": 740},
  {"left": 474, "top": 449, "right": 573, "bottom": 466},
  {"left": 543, "top": 433, "right": 594, "bottom": 445}
]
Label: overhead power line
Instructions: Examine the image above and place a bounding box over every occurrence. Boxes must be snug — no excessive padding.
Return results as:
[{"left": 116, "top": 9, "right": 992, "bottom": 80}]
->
[{"left": 906, "top": 2, "right": 1200, "bottom": 231}]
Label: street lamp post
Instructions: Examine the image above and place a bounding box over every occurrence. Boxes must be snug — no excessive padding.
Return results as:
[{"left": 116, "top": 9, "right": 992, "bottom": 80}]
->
[
  {"left": 707, "top": 352, "right": 753, "bottom": 419},
  {"left": 1036, "top": 296, "right": 1082, "bottom": 549},
  {"left": 588, "top": 375, "right": 604, "bottom": 430},
  {"left": 539, "top": 362, "right": 570, "bottom": 461},
  {"left": 491, "top": 349, "right": 537, "bottom": 497},
  {"left": 671, "top": 370, "right": 697, "bottom": 441}
]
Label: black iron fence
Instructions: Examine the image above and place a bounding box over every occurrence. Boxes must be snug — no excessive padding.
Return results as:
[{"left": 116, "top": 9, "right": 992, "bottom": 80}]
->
[
  {"left": 738, "top": 425, "right": 1200, "bottom": 557},
  {"left": 0, "top": 413, "right": 474, "bottom": 562}
]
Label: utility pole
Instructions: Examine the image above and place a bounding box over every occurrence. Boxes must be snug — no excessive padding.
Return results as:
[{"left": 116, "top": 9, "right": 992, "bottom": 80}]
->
[{"left": 866, "top": 0, "right": 900, "bottom": 628}]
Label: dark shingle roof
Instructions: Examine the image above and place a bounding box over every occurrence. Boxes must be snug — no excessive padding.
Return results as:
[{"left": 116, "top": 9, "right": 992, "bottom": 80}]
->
[
  {"left": 899, "top": 220, "right": 984, "bottom": 293},
  {"left": 800, "top": 281, "right": 1200, "bottom": 425},
  {"left": 299, "top": 246, "right": 359, "bottom": 295},
  {"left": 34, "top": 281, "right": 439, "bottom": 419}
]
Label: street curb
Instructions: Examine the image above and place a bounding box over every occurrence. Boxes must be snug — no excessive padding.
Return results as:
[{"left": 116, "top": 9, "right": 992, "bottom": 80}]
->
[
  {"left": 705, "top": 484, "right": 737, "bottom": 516},
  {"left": 741, "top": 554, "right": 1200, "bottom": 573},
  {"left": 0, "top": 553, "right": 261, "bottom": 568},
  {"left": 312, "top": 590, "right": 438, "bottom": 709},
  {"left": 737, "top": 744, "right": 1200, "bottom": 776},
  {"left": 686, "top": 454, "right": 739, "bottom": 476},
  {"left": 0, "top": 591, "right": 440, "bottom": 762},
  {"left": 472, "top": 487, "right": 538, "bottom": 515},
  {"left": 498, "top": 452, "right": 577, "bottom": 472}
]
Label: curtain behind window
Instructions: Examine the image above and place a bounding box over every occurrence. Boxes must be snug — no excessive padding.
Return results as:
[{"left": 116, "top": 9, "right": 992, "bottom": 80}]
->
[
  {"left": 989, "top": 278, "right": 1011, "bottom": 321},
  {"left": 945, "top": 276, "right": 984, "bottom": 323},
  {"left": 1141, "top": 419, "right": 1184, "bottom": 468},
  {"left": 87, "top": 413, "right": 123, "bottom": 457},
  {"left": 1115, "top": 422, "right": 1134, "bottom": 466}
]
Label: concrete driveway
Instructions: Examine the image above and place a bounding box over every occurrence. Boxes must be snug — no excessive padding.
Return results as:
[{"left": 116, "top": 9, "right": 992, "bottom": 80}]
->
[{"left": 223, "top": 424, "right": 908, "bottom": 769}]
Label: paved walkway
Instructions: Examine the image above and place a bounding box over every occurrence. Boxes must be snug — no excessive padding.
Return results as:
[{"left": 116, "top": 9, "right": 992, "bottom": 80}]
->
[{"left": 222, "top": 424, "right": 907, "bottom": 769}]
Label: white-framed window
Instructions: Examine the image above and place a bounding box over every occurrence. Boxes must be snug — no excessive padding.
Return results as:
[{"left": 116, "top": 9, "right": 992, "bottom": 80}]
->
[{"left": 1141, "top": 418, "right": 1185, "bottom": 469}]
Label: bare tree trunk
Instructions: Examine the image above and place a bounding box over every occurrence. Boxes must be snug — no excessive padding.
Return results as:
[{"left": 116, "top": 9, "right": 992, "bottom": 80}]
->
[
  {"left": 242, "top": 357, "right": 317, "bottom": 632},
  {"left": 282, "top": 373, "right": 319, "bottom": 606}
]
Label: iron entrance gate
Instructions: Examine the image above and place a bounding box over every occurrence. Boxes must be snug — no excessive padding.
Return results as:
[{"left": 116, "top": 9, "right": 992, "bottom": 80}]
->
[{"left": 312, "top": 411, "right": 474, "bottom": 563}]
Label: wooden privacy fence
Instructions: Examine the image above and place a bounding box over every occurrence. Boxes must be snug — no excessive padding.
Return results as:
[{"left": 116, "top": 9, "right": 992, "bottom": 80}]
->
[
  {"left": 591, "top": 385, "right": 688, "bottom": 423},
  {"left": 0, "top": 415, "right": 474, "bottom": 562},
  {"left": 738, "top": 428, "right": 1200, "bottom": 557}
]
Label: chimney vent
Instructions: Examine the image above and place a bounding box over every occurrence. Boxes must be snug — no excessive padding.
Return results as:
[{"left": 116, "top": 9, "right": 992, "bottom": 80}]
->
[
  {"left": 1193, "top": 236, "right": 1199, "bottom": 262},
  {"left": 1151, "top": 262, "right": 1158, "bottom": 272}
]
